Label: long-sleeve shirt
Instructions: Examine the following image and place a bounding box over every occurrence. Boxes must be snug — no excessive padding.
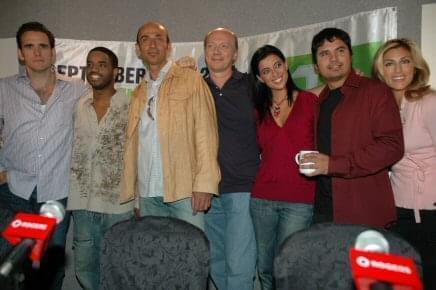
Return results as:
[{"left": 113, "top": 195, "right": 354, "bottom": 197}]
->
[
  {"left": 252, "top": 91, "right": 316, "bottom": 203},
  {"left": 390, "top": 92, "right": 436, "bottom": 223},
  {"left": 0, "top": 71, "right": 87, "bottom": 202},
  {"left": 137, "top": 61, "right": 172, "bottom": 198},
  {"left": 315, "top": 70, "right": 404, "bottom": 228},
  {"left": 120, "top": 63, "right": 220, "bottom": 203}
]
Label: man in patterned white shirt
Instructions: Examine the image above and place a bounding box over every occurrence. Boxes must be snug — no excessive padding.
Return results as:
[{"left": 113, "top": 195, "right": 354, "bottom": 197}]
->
[
  {"left": 67, "top": 47, "right": 134, "bottom": 290},
  {"left": 0, "top": 22, "right": 88, "bottom": 290}
]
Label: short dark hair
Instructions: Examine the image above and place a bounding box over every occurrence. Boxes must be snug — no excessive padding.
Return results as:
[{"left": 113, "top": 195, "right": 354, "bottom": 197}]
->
[
  {"left": 87, "top": 46, "right": 119, "bottom": 68},
  {"left": 311, "top": 27, "right": 352, "bottom": 64},
  {"left": 16, "top": 22, "right": 55, "bottom": 49}
]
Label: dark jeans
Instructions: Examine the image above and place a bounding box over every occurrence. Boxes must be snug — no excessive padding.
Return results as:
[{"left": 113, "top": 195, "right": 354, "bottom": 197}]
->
[
  {"left": 388, "top": 207, "right": 436, "bottom": 290},
  {"left": 0, "top": 183, "right": 70, "bottom": 290}
]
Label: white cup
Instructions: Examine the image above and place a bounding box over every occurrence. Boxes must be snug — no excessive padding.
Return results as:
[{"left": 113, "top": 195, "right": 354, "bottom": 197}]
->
[{"left": 294, "top": 150, "right": 318, "bottom": 175}]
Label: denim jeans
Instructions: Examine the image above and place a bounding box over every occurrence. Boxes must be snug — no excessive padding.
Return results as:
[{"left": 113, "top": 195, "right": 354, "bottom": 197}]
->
[
  {"left": 138, "top": 196, "right": 204, "bottom": 230},
  {"left": 204, "top": 192, "right": 257, "bottom": 290},
  {"left": 72, "top": 210, "right": 133, "bottom": 290},
  {"left": 250, "top": 198, "right": 313, "bottom": 290},
  {"left": 0, "top": 183, "right": 70, "bottom": 290}
]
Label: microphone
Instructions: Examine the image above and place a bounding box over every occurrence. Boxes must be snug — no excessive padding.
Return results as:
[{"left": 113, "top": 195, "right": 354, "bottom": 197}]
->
[
  {"left": 0, "top": 201, "right": 65, "bottom": 278},
  {"left": 349, "top": 230, "right": 422, "bottom": 290},
  {"left": 354, "top": 230, "right": 390, "bottom": 253}
]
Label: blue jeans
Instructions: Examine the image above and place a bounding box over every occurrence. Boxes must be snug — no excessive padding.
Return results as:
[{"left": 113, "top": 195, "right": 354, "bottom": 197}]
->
[
  {"left": 72, "top": 210, "right": 133, "bottom": 290},
  {"left": 204, "top": 192, "right": 257, "bottom": 290},
  {"left": 0, "top": 183, "right": 70, "bottom": 290},
  {"left": 138, "top": 196, "right": 204, "bottom": 230},
  {"left": 250, "top": 198, "right": 313, "bottom": 290}
]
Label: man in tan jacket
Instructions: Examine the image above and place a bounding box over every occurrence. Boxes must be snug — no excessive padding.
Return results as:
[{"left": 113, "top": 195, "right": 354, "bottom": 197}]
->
[{"left": 120, "top": 21, "right": 220, "bottom": 230}]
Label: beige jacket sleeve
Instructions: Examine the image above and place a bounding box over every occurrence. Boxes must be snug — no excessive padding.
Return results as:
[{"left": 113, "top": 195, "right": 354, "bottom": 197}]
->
[{"left": 191, "top": 72, "right": 221, "bottom": 194}]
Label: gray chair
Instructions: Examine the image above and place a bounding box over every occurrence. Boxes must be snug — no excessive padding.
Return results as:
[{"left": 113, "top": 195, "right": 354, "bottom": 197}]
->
[
  {"left": 274, "top": 223, "right": 422, "bottom": 290},
  {"left": 100, "top": 216, "right": 209, "bottom": 290}
]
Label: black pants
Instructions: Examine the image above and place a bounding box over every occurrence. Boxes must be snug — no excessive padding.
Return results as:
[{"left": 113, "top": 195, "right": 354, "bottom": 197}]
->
[{"left": 388, "top": 207, "right": 436, "bottom": 290}]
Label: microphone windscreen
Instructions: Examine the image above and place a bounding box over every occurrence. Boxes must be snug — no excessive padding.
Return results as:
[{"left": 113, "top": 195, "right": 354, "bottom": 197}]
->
[
  {"left": 354, "top": 230, "right": 389, "bottom": 253},
  {"left": 39, "top": 201, "right": 65, "bottom": 224}
]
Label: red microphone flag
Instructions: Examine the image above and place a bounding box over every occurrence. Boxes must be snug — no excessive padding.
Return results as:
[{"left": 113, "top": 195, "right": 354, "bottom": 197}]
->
[
  {"left": 2, "top": 213, "right": 57, "bottom": 263},
  {"left": 350, "top": 248, "right": 422, "bottom": 290}
]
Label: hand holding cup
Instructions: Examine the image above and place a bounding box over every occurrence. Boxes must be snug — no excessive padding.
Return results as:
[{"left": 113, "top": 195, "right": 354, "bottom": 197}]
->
[
  {"left": 295, "top": 150, "right": 329, "bottom": 176},
  {"left": 295, "top": 150, "right": 318, "bottom": 176}
]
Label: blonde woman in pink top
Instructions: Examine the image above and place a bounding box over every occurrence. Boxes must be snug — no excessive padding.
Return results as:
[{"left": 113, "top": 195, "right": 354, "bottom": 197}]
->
[{"left": 373, "top": 38, "right": 436, "bottom": 289}]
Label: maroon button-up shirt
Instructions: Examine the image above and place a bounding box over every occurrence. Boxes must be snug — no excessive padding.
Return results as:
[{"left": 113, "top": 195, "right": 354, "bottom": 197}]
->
[{"left": 315, "top": 70, "right": 404, "bottom": 228}]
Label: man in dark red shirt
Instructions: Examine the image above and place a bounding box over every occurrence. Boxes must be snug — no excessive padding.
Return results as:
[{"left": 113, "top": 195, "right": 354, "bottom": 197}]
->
[{"left": 302, "top": 27, "right": 404, "bottom": 228}]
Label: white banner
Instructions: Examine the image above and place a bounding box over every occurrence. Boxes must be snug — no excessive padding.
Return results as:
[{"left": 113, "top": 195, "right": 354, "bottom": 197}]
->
[{"left": 1, "top": 7, "right": 396, "bottom": 90}]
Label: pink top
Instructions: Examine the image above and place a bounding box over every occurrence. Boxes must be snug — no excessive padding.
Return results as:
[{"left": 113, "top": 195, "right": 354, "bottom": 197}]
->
[
  {"left": 390, "top": 92, "right": 436, "bottom": 222},
  {"left": 252, "top": 91, "right": 316, "bottom": 203}
]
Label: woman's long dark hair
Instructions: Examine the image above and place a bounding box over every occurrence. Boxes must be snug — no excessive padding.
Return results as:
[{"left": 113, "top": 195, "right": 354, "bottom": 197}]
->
[{"left": 250, "top": 45, "right": 299, "bottom": 123}]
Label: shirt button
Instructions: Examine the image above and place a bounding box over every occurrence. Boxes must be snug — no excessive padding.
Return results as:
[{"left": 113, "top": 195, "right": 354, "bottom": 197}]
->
[
  {"left": 38, "top": 154, "right": 42, "bottom": 158},
  {"left": 219, "top": 93, "right": 223, "bottom": 96}
]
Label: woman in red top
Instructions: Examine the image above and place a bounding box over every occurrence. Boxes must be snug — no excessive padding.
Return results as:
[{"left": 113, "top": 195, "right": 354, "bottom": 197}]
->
[{"left": 249, "top": 45, "right": 316, "bottom": 290}]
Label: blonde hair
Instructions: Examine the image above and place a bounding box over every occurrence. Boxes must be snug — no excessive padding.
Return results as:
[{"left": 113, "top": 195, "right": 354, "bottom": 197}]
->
[{"left": 372, "top": 38, "right": 431, "bottom": 100}]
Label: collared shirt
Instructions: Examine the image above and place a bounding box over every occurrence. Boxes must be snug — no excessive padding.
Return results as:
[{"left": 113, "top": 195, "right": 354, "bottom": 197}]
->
[
  {"left": 138, "top": 60, "right": 172, "bottom": 198},
  {"left": 313, "top": 70, "right": 403, "bottom": 228},
  {"left": 120, "top": 64, "right": 220, "bottom": 203},
  {"left": 204, "top": 70, "right": 259, "bottom": 194},
  {"left": 0, "top": 70, "right": 88, "bottom": 202},
  {"left": 68, "top": 90, "right": 134, "bottom": 214}
]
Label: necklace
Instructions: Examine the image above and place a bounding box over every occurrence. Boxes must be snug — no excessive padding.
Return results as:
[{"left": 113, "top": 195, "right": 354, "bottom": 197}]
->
[{"left": 271, "top": 97, "right": 287, "bottom": 117}]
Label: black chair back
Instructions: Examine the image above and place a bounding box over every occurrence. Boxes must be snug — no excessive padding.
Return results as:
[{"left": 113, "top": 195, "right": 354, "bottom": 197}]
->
[
  {"left": 100, "top": 216, "right": 209, "bottom": 290},
  {"left": 274, "top": 223, "right": 422, "bottom": 290}
]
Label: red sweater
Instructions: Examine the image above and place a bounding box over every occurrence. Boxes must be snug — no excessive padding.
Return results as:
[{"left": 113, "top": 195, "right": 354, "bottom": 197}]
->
[{"left": 252, "top": 91, "right": 316, "bottom": 204}]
